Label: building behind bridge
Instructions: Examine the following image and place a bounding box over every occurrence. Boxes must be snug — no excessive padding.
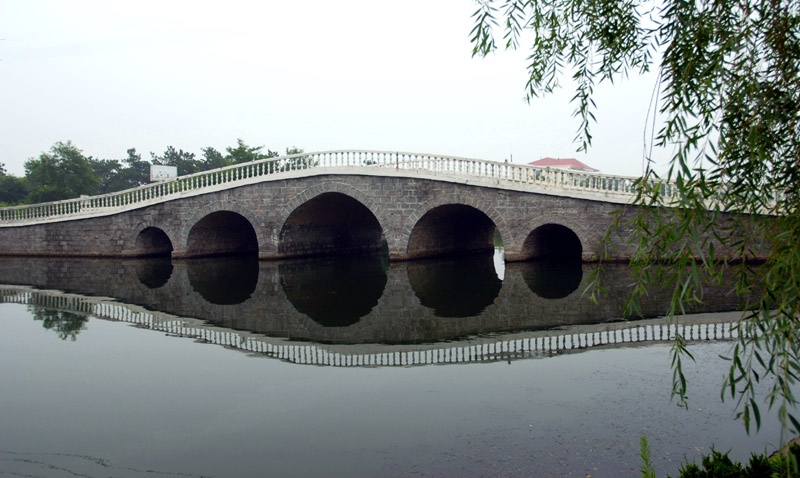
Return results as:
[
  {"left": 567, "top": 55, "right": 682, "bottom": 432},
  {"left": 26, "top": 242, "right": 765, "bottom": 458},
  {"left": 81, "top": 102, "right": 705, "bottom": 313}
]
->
[{"left": 528, "top": 157, "right": 599, "bottom": 173}]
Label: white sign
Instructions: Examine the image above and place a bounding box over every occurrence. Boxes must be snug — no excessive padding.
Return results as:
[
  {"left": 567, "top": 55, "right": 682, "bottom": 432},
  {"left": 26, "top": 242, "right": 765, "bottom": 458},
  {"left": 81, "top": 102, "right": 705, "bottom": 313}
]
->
[{"left": 150, "top": 165, "right": 178, "bottom": 182}]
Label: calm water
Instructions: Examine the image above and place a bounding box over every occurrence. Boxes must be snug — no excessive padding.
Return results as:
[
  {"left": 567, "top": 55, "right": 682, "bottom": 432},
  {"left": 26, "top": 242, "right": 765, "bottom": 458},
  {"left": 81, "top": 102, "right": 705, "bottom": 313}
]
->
[{"left": 0, "top": 253, "right": 787, "bottom": 477}]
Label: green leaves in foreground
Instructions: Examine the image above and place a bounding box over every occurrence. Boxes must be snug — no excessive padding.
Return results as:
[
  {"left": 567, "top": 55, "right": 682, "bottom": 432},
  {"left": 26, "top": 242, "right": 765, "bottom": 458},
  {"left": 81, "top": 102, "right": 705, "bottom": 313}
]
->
[{"left": 470, "top": 0, "right": 800, "bottom": 437}]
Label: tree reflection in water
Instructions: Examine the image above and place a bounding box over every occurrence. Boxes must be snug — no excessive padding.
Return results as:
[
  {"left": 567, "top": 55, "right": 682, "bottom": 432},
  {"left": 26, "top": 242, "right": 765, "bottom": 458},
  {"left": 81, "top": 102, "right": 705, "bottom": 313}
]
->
[{"left": 29, "top": 305, "right": 88, "bottom": 341}]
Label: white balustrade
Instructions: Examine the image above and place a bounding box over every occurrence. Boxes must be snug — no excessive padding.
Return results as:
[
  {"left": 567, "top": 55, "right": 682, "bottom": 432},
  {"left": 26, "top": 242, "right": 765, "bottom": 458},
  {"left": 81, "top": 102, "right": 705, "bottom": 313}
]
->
[{"left": 0, "top": 150, "right": 657, "bottom": 226}]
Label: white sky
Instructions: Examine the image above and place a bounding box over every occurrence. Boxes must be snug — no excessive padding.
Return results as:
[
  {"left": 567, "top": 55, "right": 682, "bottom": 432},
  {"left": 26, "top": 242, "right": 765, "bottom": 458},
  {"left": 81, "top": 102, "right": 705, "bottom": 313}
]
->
[{"left": 1, "top": 0, "right": 665, "bottom": 178}]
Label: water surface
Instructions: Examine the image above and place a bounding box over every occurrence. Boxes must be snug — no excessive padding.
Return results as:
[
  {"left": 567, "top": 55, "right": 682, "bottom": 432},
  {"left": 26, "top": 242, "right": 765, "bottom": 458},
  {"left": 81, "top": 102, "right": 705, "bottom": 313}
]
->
[{"left": 0, "top": 255, "right": 785, "bottom": 477}]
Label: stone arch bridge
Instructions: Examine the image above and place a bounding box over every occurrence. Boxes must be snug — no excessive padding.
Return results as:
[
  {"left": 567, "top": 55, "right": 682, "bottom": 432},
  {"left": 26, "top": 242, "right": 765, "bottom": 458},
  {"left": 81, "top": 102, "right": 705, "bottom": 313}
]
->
[{"left": 0, "top": 150, "right": 683, "bottom": 262}]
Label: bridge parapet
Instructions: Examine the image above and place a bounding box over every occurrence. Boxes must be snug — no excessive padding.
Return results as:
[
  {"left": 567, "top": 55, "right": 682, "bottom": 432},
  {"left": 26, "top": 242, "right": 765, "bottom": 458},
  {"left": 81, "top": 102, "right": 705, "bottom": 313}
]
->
[{"left": 0, "top": 150, "right": 649, "bottom": 227}]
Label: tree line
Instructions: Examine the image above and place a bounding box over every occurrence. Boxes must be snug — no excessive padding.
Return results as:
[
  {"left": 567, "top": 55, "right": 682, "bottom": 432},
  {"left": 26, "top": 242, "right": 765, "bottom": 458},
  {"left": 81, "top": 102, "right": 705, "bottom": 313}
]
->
[{"left": 0, "top": 140, "right": 303, "bottom": 206}]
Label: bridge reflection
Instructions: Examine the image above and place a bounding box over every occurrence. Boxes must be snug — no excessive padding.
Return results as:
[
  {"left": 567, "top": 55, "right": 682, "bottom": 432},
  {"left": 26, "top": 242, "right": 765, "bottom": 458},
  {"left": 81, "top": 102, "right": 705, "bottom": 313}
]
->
[
  {"left": 521, "top": 258, "right": 583, "bottom": 299},
  {"left": 407, "top": 253, "right": 502, "bottom": 317},
  {"left": 0, "top": 255, "right": 745, "bottom": 346},
  {"left": 0, "top": 284, "right": 744, "bottom": 367},
  {"left": 279, "top": 255, "right": 388, "bottom": 326},
  {"left": 186, "top": 255, "right": 259, "bottom": 305}
]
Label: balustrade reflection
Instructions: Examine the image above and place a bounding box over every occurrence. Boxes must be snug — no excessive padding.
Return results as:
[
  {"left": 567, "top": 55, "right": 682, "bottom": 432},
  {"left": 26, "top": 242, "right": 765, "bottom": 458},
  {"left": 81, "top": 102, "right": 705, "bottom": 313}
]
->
[{"left": 0, "top": 285, "right": 744, "bottom": 368}]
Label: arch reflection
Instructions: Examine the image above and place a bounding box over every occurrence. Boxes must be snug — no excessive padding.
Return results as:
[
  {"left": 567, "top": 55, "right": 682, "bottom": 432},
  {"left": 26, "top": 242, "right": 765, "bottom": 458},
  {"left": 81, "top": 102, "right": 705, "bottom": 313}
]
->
[
  {"left": 186, "top": 255, "right": 259, "bottom": 305},
  {"left": 279, "top": 254, "right": 387, "bottom": 327},
  {"left": 407, "top": 252, "right": 502, "bottom": 317},
  {"left": 135, "top": 258, "right": 174, "bottom": 289},
  {"left": 521, "top": 259, "right": 583, "bottom": 299}
]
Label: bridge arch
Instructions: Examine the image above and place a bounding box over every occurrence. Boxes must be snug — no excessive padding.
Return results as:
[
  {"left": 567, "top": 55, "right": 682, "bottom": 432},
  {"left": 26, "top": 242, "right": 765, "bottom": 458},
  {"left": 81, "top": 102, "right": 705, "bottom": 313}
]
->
[
  {"left": 129, "top": 222, "right": 177, "bottom": 257},
  {"left": 520, "top": 223, "right": 584, "bottom": 261},
  {"left": 275, "top": 182, "right": 388, "bottom": 259},
  {"left": 177, "top": 201, "right": 264, "bottom": 258},
  {"left": 134, "top": 227, "right": 173, "bottom": 257},
  {"left": 401, "top": 194, "right": 509, "bottom": 260}
]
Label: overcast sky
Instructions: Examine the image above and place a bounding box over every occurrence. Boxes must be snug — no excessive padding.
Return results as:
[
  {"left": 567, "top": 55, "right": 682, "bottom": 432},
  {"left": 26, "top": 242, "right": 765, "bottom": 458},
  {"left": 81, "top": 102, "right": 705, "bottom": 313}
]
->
[{"left": 1, "top": 0, "right": 665, "bottom": 178}]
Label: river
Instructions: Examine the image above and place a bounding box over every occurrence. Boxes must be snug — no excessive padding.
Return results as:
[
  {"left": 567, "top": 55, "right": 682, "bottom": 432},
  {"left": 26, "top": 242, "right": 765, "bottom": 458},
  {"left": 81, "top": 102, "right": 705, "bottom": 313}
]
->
[{"left": 0, "top": 252, "right": 786, "bottom": 477}]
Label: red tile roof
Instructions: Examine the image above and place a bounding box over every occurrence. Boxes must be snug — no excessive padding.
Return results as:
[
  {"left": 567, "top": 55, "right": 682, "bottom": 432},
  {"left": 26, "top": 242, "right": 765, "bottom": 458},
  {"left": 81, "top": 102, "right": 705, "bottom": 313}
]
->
[{"left": 528, "top": 157, "right": 599, "bottom": 172}]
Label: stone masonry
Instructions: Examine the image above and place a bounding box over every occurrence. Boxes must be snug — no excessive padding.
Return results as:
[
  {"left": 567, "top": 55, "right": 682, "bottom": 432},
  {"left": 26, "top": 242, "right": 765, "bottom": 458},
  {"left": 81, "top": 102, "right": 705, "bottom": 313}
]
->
[{"left": 0, "top": 173, "right": 758, "bottom": 262}]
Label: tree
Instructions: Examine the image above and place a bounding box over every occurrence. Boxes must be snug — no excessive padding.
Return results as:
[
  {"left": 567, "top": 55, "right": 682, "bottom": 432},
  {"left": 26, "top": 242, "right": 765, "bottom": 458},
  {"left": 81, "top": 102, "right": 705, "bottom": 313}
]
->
[
  {"left": 118, "top": 148, "right": 151, "bottom": 189},
  {"left": 0, "top": 175, "right": 28, "bottom": 205},
  {"left": 90, "top": 158, "right": 125, "bottom": 194},
  {"left": 225, "top": 138, "right": 279, "bottom": 165},
  {"left": 0, "top": 162, "right": 28, "bottom": 205},
  {"left": 199, "top": 146, "right": 229, "bottom": 171},
  {"left": 24, "top": 141, "right": 99, "bottom": 203},
  {"left": 470, "top": 0, "right": 800, "bottom": 436},
  {"left": 151, "top": 146, "right": 200, "bottom": 176}
]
